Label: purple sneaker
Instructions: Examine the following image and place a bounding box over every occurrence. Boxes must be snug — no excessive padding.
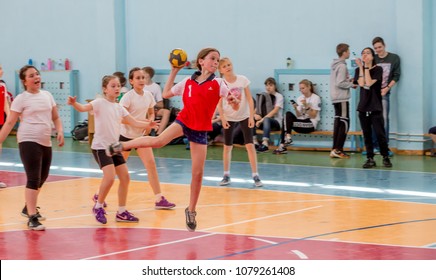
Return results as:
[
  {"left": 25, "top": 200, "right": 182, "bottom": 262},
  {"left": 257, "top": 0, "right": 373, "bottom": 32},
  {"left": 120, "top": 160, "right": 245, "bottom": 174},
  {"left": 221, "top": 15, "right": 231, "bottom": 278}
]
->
[
  {"left": 116, "top": 210, "right": 139, "bottom": 223},
  {"left": 92, "top": 194, "right": 107, "bottom": 208},
  {"left": 93, "top": 207, "right": 107, "bottom": 224},
  {"left": 155, "top": 196, "right": 176, "bottom": 210}
]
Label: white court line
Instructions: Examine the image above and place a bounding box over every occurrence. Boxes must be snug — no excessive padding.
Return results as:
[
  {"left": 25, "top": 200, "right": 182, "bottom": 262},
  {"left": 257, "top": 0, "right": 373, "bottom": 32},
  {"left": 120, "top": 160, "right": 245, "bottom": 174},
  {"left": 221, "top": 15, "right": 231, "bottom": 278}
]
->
[
  {"left": 249, "top": 237, "right": 278, "bottom": 245},
  {"left": 82, "top": 232, "right": 217, "bottom": 260},
  {"left": 202, "top": 205, "right": 322, "bottom": 231},
  {"left": 291, "top": 250, "right": 308, "bottom": 259}
]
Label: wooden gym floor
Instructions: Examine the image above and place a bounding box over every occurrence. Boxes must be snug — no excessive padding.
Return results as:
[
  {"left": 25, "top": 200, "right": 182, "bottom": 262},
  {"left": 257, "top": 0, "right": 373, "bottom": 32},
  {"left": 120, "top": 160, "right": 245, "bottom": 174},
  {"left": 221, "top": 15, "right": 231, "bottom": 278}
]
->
[{"left": 0, "top": 136, "right": 435, "bottom": 260}]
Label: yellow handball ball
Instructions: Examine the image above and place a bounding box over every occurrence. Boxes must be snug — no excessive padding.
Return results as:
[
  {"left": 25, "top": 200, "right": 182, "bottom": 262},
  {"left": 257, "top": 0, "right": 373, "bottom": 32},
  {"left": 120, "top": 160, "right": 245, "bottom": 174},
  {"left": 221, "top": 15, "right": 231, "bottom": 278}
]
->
[{"left": 168, "top": 48, "right": 188, "bottom": 68}]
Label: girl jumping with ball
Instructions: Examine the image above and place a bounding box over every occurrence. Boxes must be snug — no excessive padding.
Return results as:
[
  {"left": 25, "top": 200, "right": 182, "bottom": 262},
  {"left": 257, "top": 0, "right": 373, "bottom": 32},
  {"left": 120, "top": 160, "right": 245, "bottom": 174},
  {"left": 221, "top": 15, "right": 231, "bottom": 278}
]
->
[{"left": 107, "top": 47, "right": 238, "bottom": 231}]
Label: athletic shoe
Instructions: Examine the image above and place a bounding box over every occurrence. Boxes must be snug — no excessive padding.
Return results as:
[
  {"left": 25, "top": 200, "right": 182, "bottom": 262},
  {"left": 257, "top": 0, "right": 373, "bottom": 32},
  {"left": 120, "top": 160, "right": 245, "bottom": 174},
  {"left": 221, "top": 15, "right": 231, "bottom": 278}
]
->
[
  {"left": 92, "top": 194, "right": 107, "bottom": 208},
  {"left": 155, "top": 196, "right": 176, "bottom": 209},
  {"left": 383, "top": 157, "right": 393, "bottom": 168},
  {"left": 28, "top": 214, "right": 45, "bottom": 231},
  {"left": 362, "top": 158, "right": 376, "bottom": 169},
  {"left": 93, "top": 207, "right": 107, "bottom": 224},
  {"left": 254, "top": 143, "right": 260, "bottom": 150},
  {"left": 21, "top": 205, "right": 46, "bottom": 221},
  {"left": 185, "top": 207, "right": 197, "bottom": 232},
  {"left": 116, "top": 210, "right": 139, "bottom": 223},
  {"left": 219, "top": 175, "right": 231, "bottom": 186},
  {"left": 257, "top": 144, "right": 269, "bottom": 153},
  {"left": 284, "top": 137, "right": 293, "bottom": 146},
  {"left": 273, "top": 146, "right": 287, "bottom": 154},
  {"left": 253, "top": 176, "right": 263, "bottom": 187},
  {"left": 105, "top": 142, "right": 123, "bottom": 156},
  {"left": 0, "top": 181, "right": 7, "bottom": 188},
  {"left": 330, "top": 149, "right": 350, "bottom": 159}
]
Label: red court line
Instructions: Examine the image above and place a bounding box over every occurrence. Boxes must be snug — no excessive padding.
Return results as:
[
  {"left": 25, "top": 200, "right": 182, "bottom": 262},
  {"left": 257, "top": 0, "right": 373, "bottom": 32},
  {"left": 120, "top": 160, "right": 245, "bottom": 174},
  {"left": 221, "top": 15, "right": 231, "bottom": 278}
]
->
[
  {"left": 0, "top": 170, "right": 80, "bottom": 187},
  {"left": 0, "top": 228, "right": 434, "bottom": 260}
]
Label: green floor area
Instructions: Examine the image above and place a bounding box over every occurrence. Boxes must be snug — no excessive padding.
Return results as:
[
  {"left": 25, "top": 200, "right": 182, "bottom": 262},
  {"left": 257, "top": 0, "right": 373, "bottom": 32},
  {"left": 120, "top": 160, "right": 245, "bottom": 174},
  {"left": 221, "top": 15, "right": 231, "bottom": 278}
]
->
[{"left": 2, "top": 135, "right": 435, "bottom": 173}]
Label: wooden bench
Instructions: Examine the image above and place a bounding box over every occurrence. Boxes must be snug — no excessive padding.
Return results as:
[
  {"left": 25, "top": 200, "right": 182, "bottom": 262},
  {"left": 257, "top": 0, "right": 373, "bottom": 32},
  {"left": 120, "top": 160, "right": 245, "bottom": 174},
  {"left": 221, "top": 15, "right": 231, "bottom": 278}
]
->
[
  {"left": 424, "top": 133, "right": 435, "bottom": 156},
  {"left": 255, "top": 129, "right": 363, "bottom": 151}
]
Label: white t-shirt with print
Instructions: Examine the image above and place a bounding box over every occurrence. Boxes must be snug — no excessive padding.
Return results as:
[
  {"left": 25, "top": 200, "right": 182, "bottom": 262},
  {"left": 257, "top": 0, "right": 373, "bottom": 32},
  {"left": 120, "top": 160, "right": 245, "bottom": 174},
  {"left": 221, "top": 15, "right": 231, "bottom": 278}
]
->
[
  {"left": 90, "top": 97, "right": 129, "bottom": 150},
  {"left": 119, "top": 89, "right": 156, "bottom": 139},
  {"left": 144, "top": 82, "right": 163, "bottom": 103},
  {"left": 272, "top": 92, "right": 284, "bottom": 127},
  {"left": 296, "top": 93, "right": 321, "bottom": 128},
  {"left": 11, "top": 90, "right": 56, "bottom": 147},
  {"left": 222, "top": 75, "right": 251, "bottom": 122}
]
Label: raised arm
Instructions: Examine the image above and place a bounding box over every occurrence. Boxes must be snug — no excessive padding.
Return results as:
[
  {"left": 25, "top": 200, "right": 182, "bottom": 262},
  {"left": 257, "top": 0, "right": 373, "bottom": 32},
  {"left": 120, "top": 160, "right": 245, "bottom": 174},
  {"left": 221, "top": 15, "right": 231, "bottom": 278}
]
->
[{"left": 162, "top": 67, "right": 183, "bottom": 99}]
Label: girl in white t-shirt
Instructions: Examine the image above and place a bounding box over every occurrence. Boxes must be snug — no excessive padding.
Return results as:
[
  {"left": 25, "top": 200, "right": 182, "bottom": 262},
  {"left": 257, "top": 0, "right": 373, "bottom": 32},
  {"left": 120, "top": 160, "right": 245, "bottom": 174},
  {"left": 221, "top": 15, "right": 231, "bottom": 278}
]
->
[
  {"left": 143, "top": 66, "right": 171, "bottom": 135},
  {"left": 0, "top": 65, "right": 64, "bottom": 230},
  {"left": 67, "top": 75, "right": 157, "bottom": 225},
  {"left": 273, "top": 79, "right": 321, "bottom": 154},
  {"left": 217, "top": 57, "right": 263, "bottom": 187},
  {"left": 118, "top": 67, "right": 175, "bottom": 210}
]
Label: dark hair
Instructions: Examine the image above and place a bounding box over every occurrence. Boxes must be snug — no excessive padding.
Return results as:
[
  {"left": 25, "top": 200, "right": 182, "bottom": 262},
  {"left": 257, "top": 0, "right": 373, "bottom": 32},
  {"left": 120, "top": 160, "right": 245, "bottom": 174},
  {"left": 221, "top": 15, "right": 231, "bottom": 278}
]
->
[
  {"left": 196, "top": 47, "right": 220, "bottom": 71},
  {"left": 361, "top": 47, "right": 376, "bottom": 65},
  {"left": 19, "top": 65, "right": 39, "bottom": 90},
  {"left": 142, "top": 66, "right": 155, "bottom": 78},
  {"left": 264, "top": 77, "right": 279, "bottom": 92},
  {"left": 336, "top": 43, "right": 349, "bottom": 57},
  {"left": 128, "top": 67, "right": 143, "bottom": 86},
  {"left": 372, "top": 36, "right": 385, "bottom": 46},
  {"left": 113, "top": 71, "right": 127, "bottom": 86}
]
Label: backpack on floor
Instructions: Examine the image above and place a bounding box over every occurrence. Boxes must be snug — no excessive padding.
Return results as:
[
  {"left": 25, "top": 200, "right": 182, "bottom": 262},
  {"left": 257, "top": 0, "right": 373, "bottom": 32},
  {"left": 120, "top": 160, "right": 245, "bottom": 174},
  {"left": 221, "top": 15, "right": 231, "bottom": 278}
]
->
[{"left": 71, "top": 120, "right": 88, "bottom": 141}]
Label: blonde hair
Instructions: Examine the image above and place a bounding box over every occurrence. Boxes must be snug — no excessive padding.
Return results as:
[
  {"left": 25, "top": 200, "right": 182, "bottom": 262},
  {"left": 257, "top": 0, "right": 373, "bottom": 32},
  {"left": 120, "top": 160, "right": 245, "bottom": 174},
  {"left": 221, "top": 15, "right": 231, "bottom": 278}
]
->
[{"left": 218, "top": 57, "right": 231, "bottom": 77}]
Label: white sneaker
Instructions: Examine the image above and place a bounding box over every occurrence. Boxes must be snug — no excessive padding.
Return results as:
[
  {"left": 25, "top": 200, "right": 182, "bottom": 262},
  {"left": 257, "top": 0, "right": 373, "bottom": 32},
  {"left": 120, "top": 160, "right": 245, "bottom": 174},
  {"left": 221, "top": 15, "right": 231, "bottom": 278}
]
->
[
  {"left": 105, "top": 142, "right": 123, "bottom": 156},
  {"left": 0, "top": 182, "right": 7, "bottom": 188}
]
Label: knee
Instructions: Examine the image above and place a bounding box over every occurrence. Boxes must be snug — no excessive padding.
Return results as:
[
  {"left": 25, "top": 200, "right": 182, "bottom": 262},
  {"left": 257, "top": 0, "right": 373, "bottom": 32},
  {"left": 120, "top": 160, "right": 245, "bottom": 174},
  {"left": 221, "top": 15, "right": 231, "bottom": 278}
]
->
[{"left": 26, "top": 179, "right": 41, "bottom": 190}]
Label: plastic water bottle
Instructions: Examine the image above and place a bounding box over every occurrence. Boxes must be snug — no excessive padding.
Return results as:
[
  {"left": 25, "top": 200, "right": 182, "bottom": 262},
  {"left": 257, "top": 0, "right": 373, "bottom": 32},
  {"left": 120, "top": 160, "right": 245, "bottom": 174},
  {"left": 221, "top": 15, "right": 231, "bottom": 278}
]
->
[
  {"left": 351, "top": 52, "right": 357, "bottom": 68},
  {"left": 41, "top": 62, "right": 47, "bottom": 71},
  {"left": 47, "top": 59, "right": 53, "bottom": 70},
  {"left": 28, "top": 59, "right": 33, "bottom": 66},
  {"left": 286, "top": 57, "right": 293, "bottom": 69},
  {"left": 64, "top": 58, "right": 70, "bottom": 70},
  {"left": 57, "top": 59, "right": 64, "bottom": 70}
]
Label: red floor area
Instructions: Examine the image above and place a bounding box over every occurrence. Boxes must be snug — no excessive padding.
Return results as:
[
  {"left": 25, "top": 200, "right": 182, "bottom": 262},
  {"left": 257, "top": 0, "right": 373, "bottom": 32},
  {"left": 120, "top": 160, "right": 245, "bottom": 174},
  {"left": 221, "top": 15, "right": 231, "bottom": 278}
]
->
[
  {"left": 0, "top": 170, "right": 79, "bottom": 187},
  {"left": 0, "top": 228, "right": 435, "bottom": 260}
]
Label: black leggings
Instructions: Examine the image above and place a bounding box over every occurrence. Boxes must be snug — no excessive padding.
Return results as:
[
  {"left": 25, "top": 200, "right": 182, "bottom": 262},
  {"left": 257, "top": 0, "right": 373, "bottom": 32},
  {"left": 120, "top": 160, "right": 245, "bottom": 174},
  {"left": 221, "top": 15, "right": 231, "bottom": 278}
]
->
[
  {"left": 224, "top": 118, "right": 253, "bottom": 145},
  {"left": 19, "top": 142, "right": 52, "bottom": 190},
  {"left": 280, "top": 111, "right": 315, "bottom": 143},
  {"left": 332, "top": 102, "right": 350, "bottom": 151}
]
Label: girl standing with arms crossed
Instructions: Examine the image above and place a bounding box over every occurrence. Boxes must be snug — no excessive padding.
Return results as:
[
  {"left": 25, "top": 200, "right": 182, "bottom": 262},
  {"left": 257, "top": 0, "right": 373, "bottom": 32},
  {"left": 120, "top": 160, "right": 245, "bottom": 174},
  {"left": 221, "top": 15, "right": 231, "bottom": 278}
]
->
[
  {"left": 119, "top": 67, "right": 175, "bottom": 209},
  {"left": 107, "top": 47, "right": 237, "bottom": 231},
  {"left": 68, "top": 75, "right": 157, "bottom": 224},
  {"left": 0, "top": 65, "right": 64, "bottom": 230},
  {"left": 217, "top": 57, "right": 263, "bottom": 187}
]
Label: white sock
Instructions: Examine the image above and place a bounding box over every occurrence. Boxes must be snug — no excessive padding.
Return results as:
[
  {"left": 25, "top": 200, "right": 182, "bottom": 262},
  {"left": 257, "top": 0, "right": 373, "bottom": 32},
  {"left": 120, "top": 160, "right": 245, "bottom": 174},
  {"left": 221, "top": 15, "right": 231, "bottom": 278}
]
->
[
  {"left": 118, "top": 206, "right": 126, "bottom": 214},
  {"left": 285, "top": 134, "right": 292, "bottom": 141},
  {"left": 224, "top": 171, "right": 230, "bottom": 176},
  {"left": 155, "top": 193, "right": 162, "bottom": 202},
  {"left": 262, "top": 140, "right": 269, "bottom": 146},
  {"left": 252, "top": 173, "right": 259, "bottom": 178},
  {"left": 95, "top": 202, "right": 104, "bottom": 209}
]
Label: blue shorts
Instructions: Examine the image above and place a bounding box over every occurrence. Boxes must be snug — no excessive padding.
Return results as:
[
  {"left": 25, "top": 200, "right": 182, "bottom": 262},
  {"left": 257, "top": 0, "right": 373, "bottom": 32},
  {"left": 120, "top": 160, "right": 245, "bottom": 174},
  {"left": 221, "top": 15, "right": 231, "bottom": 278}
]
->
[{"left": 175, "top": 119, "right": 208, "bottom": 145}]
